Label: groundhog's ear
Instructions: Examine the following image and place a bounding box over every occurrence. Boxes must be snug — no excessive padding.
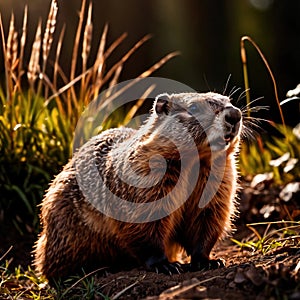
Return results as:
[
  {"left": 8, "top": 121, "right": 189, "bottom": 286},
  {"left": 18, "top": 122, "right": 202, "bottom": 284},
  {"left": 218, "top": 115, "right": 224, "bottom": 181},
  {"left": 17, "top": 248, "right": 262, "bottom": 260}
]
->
[{"left": 155, "top": 93, "right": 171, "bottom": 115}]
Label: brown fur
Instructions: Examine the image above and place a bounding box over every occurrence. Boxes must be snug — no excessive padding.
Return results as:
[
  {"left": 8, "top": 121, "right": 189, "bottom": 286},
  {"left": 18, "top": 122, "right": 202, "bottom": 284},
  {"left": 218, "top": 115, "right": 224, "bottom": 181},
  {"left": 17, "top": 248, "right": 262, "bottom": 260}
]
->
[{"left": 33, "top": 92, "right": 242, "bottom": 279}]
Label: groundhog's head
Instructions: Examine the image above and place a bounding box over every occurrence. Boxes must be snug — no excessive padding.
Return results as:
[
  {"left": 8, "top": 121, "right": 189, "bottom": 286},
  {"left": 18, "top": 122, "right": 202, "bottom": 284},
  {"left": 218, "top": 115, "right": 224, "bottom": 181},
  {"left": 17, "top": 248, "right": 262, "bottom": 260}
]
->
[{"left": 153, "top": 92, "right": 242, "bottom": 153}]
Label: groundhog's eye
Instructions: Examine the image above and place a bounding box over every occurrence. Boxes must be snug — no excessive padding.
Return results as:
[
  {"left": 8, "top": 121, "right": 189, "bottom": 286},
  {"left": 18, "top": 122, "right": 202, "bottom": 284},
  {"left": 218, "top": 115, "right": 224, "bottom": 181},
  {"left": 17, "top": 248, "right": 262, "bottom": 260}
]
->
[{"left": 188, "top": 103, "right": 199, "bottom": 115}]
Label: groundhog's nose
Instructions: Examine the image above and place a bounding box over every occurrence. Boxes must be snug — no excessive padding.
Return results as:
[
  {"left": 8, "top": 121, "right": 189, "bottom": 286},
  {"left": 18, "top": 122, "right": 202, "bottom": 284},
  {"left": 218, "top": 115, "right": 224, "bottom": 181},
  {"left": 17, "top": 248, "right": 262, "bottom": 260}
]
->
[{"left": 224, "top": 106, "right": 241, "bottom": 126}]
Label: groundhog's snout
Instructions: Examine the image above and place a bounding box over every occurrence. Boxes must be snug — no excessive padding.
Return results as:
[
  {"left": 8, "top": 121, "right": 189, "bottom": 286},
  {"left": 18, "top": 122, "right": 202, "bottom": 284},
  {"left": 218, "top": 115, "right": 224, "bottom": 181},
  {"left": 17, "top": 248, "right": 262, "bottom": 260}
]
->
[
  {"left": 225, "top": 106, "right": 241, "bottom": 126},
  {"left": 224, "top": 106, "right": 242, "bottom": 141}
]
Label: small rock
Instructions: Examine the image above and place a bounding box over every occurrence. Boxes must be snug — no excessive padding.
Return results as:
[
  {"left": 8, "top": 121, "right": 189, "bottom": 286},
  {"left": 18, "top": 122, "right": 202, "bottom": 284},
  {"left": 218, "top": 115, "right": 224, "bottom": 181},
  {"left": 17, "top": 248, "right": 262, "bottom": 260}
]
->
[
  {"left": 225, "top": 271, "right": 235, "bottom": 280},
  {"left": 245, "top": 266, "right": 265, "bottom": 286},
  {"left": 289, "top": 291, "right": 300, "bottom": 300},
  {"left": 234, "top": 269, "right": 247, "bottom": 284}
]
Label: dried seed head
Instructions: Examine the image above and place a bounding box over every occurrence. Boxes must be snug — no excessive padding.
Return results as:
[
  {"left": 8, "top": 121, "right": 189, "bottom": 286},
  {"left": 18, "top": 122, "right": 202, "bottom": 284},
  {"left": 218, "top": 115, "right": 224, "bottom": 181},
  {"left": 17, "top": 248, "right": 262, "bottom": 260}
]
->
[
  {"left": 82, "top": 2, "right": 93, "bottom": 70},
  {"left": 18, "top": 5, "right": 28, "bottom": 78},
  {"left": 28, "top": 21, "right": 42, "bottom": 85},
  {"left": 6, "top": 13, "right": 18, "bottom": 72},
  {"left": 42, "top": 0, "right": 58, "bottom": 69}
]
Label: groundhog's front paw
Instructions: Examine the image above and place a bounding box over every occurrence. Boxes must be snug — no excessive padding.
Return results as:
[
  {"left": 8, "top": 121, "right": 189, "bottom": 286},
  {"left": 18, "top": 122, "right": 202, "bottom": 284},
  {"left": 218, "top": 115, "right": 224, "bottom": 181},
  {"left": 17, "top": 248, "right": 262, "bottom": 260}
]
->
[
  {"left": 191, "top": 258, "right": 225, "bottom": 271},
  {"left": 146, "top": 256, "right": 188, "bottom": 275}
]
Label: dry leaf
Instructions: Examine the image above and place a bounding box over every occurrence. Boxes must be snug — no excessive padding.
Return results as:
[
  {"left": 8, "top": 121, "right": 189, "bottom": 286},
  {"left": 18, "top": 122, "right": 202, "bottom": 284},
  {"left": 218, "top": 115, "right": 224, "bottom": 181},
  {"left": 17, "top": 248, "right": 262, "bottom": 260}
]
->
[
  {"left": 269, "top": 152, "right": 290, "bottom": 167},
  {"left": 250, "top": 172, "right": 273, "bottom": 189},
  {"left": 279, "top": 182, "right": 300, "bottom": 202}
]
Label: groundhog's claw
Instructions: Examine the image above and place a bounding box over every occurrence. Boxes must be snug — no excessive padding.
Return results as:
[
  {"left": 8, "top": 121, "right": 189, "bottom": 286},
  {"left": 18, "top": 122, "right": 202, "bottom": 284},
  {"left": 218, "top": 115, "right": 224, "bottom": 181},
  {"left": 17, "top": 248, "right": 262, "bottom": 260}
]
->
[
  {"left": 146, "top": 256, "right": 186, "bottom": 275},
  {"left": 153, "top": 260, "right": 184, "bottom": 275},
  {"left": 191, "top": 258, "right": 225, "bottom": 271},
  {"left": 208, "top": 258, "right": 225, "bottom": 269}
]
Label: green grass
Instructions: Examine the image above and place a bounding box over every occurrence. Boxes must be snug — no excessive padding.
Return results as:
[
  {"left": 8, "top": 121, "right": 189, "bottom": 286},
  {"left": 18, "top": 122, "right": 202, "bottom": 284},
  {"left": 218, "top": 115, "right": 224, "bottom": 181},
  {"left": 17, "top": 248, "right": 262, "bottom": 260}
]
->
[
  {"left": 0, "top": 259, "right": 109, "bottom": 299},
  {"left": 0, "top": 258, "right": 55, "bottom": 299},
  {"left": 232, "top": 221, "right": 300, "bottom": 255},
  {"left": 239, "top": 122, "right": 300, "bottom": 184}
]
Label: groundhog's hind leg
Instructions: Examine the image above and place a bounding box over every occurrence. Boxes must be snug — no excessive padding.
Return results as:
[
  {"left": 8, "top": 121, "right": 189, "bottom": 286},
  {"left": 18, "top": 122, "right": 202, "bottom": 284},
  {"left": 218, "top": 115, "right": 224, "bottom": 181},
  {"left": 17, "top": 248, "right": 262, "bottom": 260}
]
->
[
  {"left": 190, "top": 234, "right": 225, "bottom": 271},
  {"left": 145, "top": 228, "right": 189, "bottom": 274},
  {"left": 187, "top": 208, "right": 226, "bottom": 271}
]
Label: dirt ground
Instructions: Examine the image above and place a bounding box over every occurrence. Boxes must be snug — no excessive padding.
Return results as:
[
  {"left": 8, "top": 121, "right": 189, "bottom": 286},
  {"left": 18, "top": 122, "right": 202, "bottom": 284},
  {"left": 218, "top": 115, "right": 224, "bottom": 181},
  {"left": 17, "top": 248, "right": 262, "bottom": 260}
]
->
[
  {"left": 1, "top": 226, "right": 299, "bottom": 300},
  {"left": 1, "top": 180, "right": 299, "bottom": 299},
  {"left": 92, "top": 241, "right": 300, "bottom": 300}
]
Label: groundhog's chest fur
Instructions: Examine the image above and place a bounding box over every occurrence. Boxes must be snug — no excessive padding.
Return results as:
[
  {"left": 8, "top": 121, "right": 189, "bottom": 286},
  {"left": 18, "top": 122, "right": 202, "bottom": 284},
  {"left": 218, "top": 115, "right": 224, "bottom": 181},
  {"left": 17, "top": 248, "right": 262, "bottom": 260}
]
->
[{"left": 34, "top": 92, "right": 242, "bottom": 279}]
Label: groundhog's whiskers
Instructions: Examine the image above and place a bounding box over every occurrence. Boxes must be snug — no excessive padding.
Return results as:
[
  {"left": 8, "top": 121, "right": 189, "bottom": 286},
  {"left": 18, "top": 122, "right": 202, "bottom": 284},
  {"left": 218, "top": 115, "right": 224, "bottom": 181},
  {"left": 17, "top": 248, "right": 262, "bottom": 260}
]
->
[
  {"left": 239, "top": 96, "right": 264, "bottom": 111},
  {"left": 242, "top": 118, "right": 263, "bottom": 139},
  {"left": 222, "top": 74, "right": 232, "bottom": 96},
  {"left": 242, "top": 114, "right": 269, "bottom": 140},
  {"left": 228, "top": 87, "right": 242, "bottom": 99},
  {"left": 236, "top": 95, "right": 269, "bottom": 140}
]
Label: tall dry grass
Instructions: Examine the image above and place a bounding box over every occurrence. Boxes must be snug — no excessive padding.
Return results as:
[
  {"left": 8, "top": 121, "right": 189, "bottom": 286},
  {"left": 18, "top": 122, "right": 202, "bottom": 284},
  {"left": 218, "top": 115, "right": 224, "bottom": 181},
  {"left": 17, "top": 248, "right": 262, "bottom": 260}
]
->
[{"left": 0, "top": 0, "right": 177, "bottom": 230}]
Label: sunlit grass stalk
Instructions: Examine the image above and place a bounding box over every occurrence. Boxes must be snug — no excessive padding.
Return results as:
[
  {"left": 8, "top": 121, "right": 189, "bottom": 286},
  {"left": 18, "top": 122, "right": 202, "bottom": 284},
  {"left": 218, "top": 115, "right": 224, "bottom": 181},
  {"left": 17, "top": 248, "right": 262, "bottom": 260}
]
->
[
  {"left": 82, "top": 1, "right": 93, "bottom": 74},
  {"left": 81, "top": 1, "right": 93, "bottom": 105},
  {"left": 0, "top": 15, "right": 12, "bottom": 102},
  {"left": 122, "top": 84, "right": 156, "bottom": 126},
  {"left": 240, "top": 36, "right": 293, "bottom": 155},
  {"left": 240, "top": 38, "right": 250, "bottom": 118},
  {"left": 6, "top": 13, "right": 18, "bottom": 92},
  {"left": 68, "top": 0, "right": 86, "bottom": 113},
  {"left": 0, "top": 14, "right": 17, "bottom": 152},
  {"left": 70, "top": 0, "right": 86, "bottom": 81},
  {"left": 27, "top": 21, "right": 42, "bottom": 90},
  {"left": 26, "top": 20, "right": 42, "bottom": 128},
  {"left": 99, "top": 34, "right": 152, "bottom": 94},
  {"left": 17, "top": 6, "right": 27, "bottom": 87},
  {"left": 93, "top": 25, "right": 124, "bottom": 98},
  {"left": 139, "top": 51, "right": 180, "bottom": 78},
  {"left": 42, "top": 0, "right": 58, "bottom": 71},
  {"left": 53, "top": 25, "right": 66, "bottom": 115},
  {"left": 37, "top": 0, "right": 58, "bottom": 98},
  {"left": 53, "top": 25, "right": 65, "bottom": 90},
  {"left": 6, "top": 14, "right": 18, "bottom": 147},
  {"left": 93, "top": 23, "right": 109, "bottom": 85}
]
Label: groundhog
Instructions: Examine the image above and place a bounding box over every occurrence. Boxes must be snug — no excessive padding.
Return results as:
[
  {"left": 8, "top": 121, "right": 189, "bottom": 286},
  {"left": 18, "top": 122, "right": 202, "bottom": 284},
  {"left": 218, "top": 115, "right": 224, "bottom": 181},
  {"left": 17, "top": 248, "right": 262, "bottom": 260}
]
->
[{"left": 33, "top": 92, "right": 242, "bottom": 279}]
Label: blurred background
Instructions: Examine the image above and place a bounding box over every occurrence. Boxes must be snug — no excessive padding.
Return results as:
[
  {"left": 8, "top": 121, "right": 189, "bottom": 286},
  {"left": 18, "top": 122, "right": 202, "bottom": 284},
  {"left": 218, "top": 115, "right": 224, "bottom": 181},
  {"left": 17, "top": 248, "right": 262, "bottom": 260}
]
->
[{"left": 0, "top": 0, "right": 299, "bottom": 125}]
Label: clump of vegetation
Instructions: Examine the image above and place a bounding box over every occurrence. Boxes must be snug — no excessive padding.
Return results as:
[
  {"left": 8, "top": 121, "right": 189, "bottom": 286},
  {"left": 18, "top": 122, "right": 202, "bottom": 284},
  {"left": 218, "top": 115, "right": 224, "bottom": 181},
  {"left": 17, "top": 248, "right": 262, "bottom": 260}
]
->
[
  {"left": 0, "top": 0, "right": 176, "bottom": 232},
  {"left": 0, "top": 253, "right": 55, "bottom": 299},
  {"left": 240, "top": 122, "right": 300, "bottom": 184},
  {"left": 0, "top": 251, "right": 111, "bottom": 299},
  {"left": 234, "top": 38, "right": 300, "bottom": 282},
  {"left": 232, "top": 220, "right": 300, "bottom": 255},
  {"left": 239, "top": 37, "right": 300, "bottom": 185}
]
